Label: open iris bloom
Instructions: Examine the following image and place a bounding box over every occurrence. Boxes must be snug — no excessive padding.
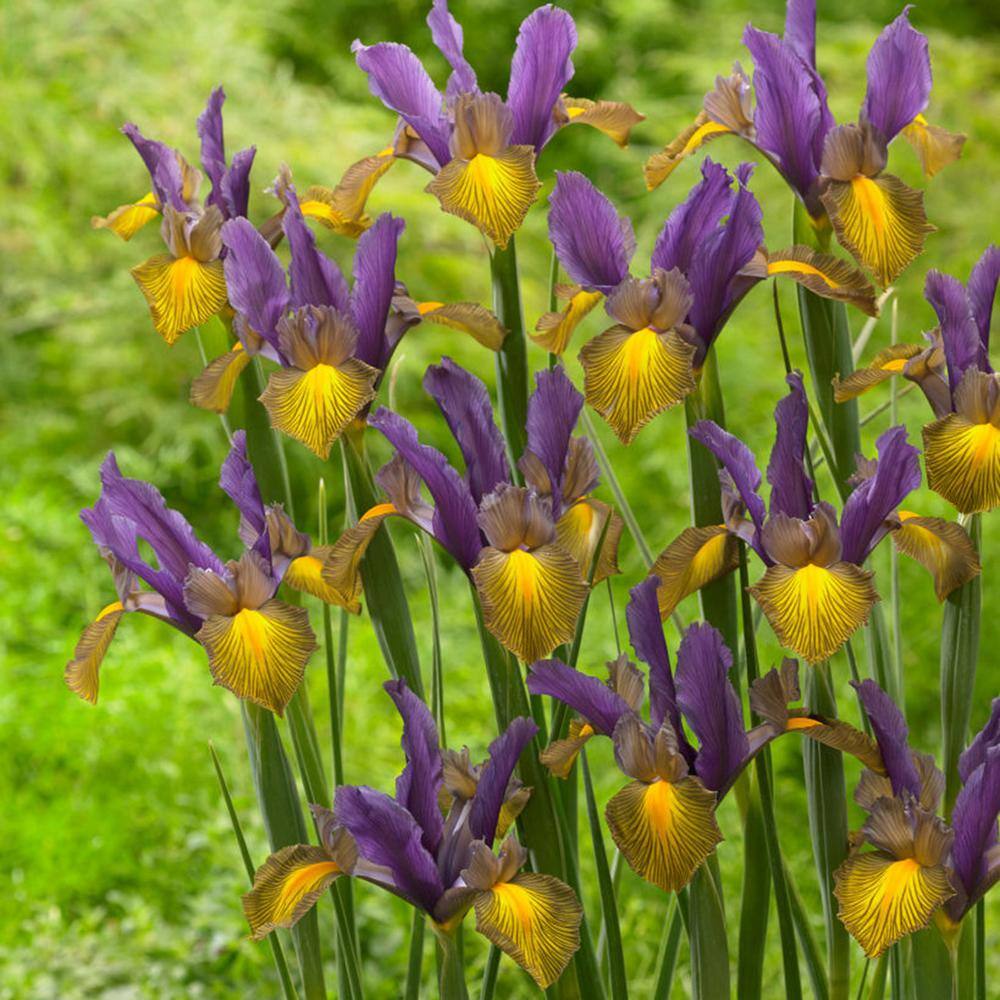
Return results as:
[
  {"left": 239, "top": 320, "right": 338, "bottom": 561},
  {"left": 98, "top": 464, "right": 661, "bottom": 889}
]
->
[
  {"left": 63, "top": 431, "right": 347, "bottom": 716},
  {"left": 193, "top": 188, "right": 504, "bottom": 457},
  {"left": 319, "top": 361, "right": 622, "bottom": 661},
  {"left": 836, "top": 244, "right": 1000, "bottom": 514},
  {"left": 92, "top": 87, "right": 256, "bottom": 343},
  {"left": 243, "top": 680, "right": 582, "bottom": 989},
  {"left": 349, "top": 0, "right": 642, "bottom": 249},
  {"left": 536, "top": 162, "right": 876, "bottom": 443},
  {"left": 645, "top": 0, "right": 965, "bottom": 287},
  {"left": 651, "top": 372, "right": 978, "bottom": 663},
  {"left": 528, "top": 598, "right": 882, "bottom": 893},
  {"left": 832, "top": 681, "right": 1000, "bottom": 958}
]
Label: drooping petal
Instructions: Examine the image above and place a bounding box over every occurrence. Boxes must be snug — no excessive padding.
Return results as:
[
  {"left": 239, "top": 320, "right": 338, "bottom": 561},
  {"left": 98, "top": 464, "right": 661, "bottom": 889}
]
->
[
  {"left": 284, "top": 549, "right": 350, "bottom": 605},
  {"left": 427, "top": 0, "right": 477, "bottom": 100},
  {"left": 414, "top": 301, "right": 506, "bottom": 350},
  {"left": 283, "top": 192, "right": 351, "bottom": 313},
  {"left": 764, "top": 246, "right": 878, "bottom": 317},
  {"left": 91, "top": 192, "right": 160, "bottom": 241},
  {"left": 649, "top": 525, "right": 740, "bottom": 621},
  {"left": 506, "top": 5, "right": 577, "bottom": 151},
  {"left": 902, "top": 115, "right": 966, "bottom": 178},
  {"left": 604, "top": 776, "right": 721, "bottom": 893},
  {"left": 130, "top": 253, "right": 227, "bottom": 345},
  {"left": 892, "top": 511, "right": 980, "bottom": 601},
  {"left": 64, "top": 602, "right": 125, "bottom": 704},
  {"left": 299, "top": 150, "right": 396, "bottom": 238},
  {"left": 473, "top": 544, "right": 588, "bottom": 663},
  {"left": 851, "top": 679, "right": 921, "bottom": 800},
  {"left": 422, "top": 358, "right": 510, "bottom": 505},
  {"left": 319, "top": 504, "right": 401, "bottom": 613},
  {"left": 350, "top": 213, "right": 405, "bottom": 369},
  {"left": 190, "top": 344, "right": 251, "bottom": 413},
  {"left": 833, "top": 343, "right": 924, "bottom": 401},
  {"left": 643, "top": 113, "right": 733, "bottom": 191},
  {"left": 469, "top": 716, "right": 539, "bottom": 845},
  {"left": 951, "top": 745, "right": 1000, "bottom": 902},
  {"left": 767, "top": 371, "right": 815, "bottom": 521},
  {"left": 688, "top": 420, "right": 767, "bottom": 534},
  {"left": 533, "top": 287, "right": 603, "bottom": 355},
  {"left": 560, "top": 97, "right": 644, "bottom": 147},
  {"left": 473, "top": 872, "right": 582, "bottom": 988},
  {"left": 555, "top": 499, "right": 622, "bottom": 583},
  {"left": 221, "top": 217, "right": 291, "bottom": 345},
  {"left": 527, "top": 658, "right": 632, "bottom": 736},
  {"left": 750, "top": 562, "right": 879, "bottom": 663},
  {"left": 197, "top": 599, "right": 316, "bottom": 715},
  {"left": 580, "top": 324, "right": 696, "bottom": 444},
  {"left": 547, "top": 171, "right": 635, "bottom": 293}
]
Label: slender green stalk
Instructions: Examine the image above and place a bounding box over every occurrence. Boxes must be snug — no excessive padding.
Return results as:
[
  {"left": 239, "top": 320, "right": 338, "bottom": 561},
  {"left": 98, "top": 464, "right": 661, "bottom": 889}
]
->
[
  {"left": 888, "top": 298, "right": 905, "bottom": 710},
  {"left": 975, "top": 900, "right": 985, "bottom": 1000},
  {"left": 909, "top": 925, "right": 951, "bottom": 1000},
  {"left": 435, "top": 926, "right": 470, "bottom": 1000},
  {"left": 405, "top": 909, "right": 425, "bottom": 1000},
  {"left": 687, "top": 864, "right": 730, "bottom": 999},
  {"left": 786, "top": 858, "right": 830, "bottom": 1000},
  {"left": 318, "top": 479, "right": 344, "bottom": 787},
  {"left": 868, "top": 955, "right": 889, "bottom": 1000},
  {"left": 652, "top": 898, "right": 683, "bottom": 1000},
  {"left": 209, "top": 743, "right": 298, "bottom": 1000},
  {"left": 736, "top": 779, "right": 771, "bottom": 1000},
  {"left": 491, "top": 238, "right": 530, "bottom": 470},
  {"left": 480, "top": 946, "right": 501, "bottom": 1000}
]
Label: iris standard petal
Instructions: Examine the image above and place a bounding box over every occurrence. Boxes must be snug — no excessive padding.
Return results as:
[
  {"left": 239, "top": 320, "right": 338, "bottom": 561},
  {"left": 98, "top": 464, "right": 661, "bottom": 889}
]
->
[
  {"left": 221, "top": 217, "right": 291, "bottom": 344},
  {"left": 469, "top": 716, "right": 539, "bottom": 845},
  {"left": 852, "top": 679, "right": 921, "bottom": 799},
  {"left": 527, "top": 658, "right": 632, "bottom": 737},
  {"left": 626, "top": 576, "right": 683, "bottom": 737},
  {"left": 767, "top": 371, "right": 815, "bottom": 521},
  {"left": 350, "top": 213, "right": 406, "bottom": 368},
  {"left": 688, "top": 420, "right": 768, "bottom": 533},
  {"left": 925, "top": 268, "right": 983, "bottom": 391},
  {"left": 968, "top": 244, "right": 1000, "bottom": 354},
  {"left": 892, "top": 511, "right": 980, "bottom": 601},
  {"left": 951, "top": 745, "right": 1000, "bottom": 903},
  {"left": 524, "top": 365, "right": 584, "bottom": 513},
  {"left": 426, "top": 0, "right": 477, "bottom": 100},
  {"left": 121, "top": 122, "right": 187, "bottom": 210},
  {"left": 283, "top": 191, "right": 351, "bottom": 313},
  {"left": 959, "top": 699, "right": 1000, "bottom": 784}
]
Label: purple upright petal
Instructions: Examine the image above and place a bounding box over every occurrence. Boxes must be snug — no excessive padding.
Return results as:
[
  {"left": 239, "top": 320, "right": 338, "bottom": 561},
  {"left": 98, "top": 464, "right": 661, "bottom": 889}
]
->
[
  {"left": 959, "top": 699, "right": 1000, "bottom": 783},
  {"left": 840, "top": 426, "right": 921, "bottom": 564},
  {"left": 967, "top": 245, "right": 1000, "bottom": 361},
  {"left": 283, "top": 190, "right": 351, "bottom": 313},
  {"left": 220, "top": 430, "right": 266, "bottom": 537},
  {"left": 767, "top": 372, "right": 814, "bottom": 520},
  {"left": 351, "top": 213, "right": 405, "bottom": 369},
  {"left": 674, "top": 623, "right": 747, "bottom": 793},
  {"left": 506, "top": 4, "right": 576, "bottom": 151},
  {"left": 423, "top": 359, "right": 510, "bottom": 505},
  {"left": 689, "top": 420, "right": 767, "bottom": 535},
  {"left": 527, "top": 659, "right": 632, "bottom": 736},
  {"left": 784, "top": 0, "right": 816, "bottom": 67},
  {"left": 524, "top": 366, "right": 584, "bottom": 516},
  {"left": 547, "top": 172, "right": 635, "bottom": 294},
  {"left": 221, "top": 146, "right": 256, "bottom": 220},
  {"left": 384, "top": 679, "right": 444, "bottom": 856},
  {"left": 951, "top": 746, "right": 1000, "bottom": 903},
  {"left": 925, "top": 270, "right": 981, "bottom": 392},
  {"left": 197, "top": 86, "right": 227, "bottom": 209},
  {"left": 368, "top": 408, "right": 482, "bottom": 569},
  {"left": 852, "top": 679, "right": 921, "bottom": 799},
  {"left": 334, "top": 784, "right": 444, "bottom": 912},
  {"left": 862, "top": 9, "right": 931, "bottom": 144},
  {"left": 427, "top": 0, "right": 478, "bottom": 101},
  {"left": 221, "top": 218, "right": 290, "bottom": 346},
  {"left": 469, "top": 716, "right": 539, "bottom": 845},
  {"left": 352, "top": 40, "right": 451, "bottom": 166},
  {"left": 121, "top": 123, "right": 186, "bottom": 210}
]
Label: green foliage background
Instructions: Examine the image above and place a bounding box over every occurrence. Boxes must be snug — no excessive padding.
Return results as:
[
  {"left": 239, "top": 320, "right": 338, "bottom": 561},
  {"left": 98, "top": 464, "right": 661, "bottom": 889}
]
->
[{"left": 1, "top": 0, "right": 998, "bottom": 996}]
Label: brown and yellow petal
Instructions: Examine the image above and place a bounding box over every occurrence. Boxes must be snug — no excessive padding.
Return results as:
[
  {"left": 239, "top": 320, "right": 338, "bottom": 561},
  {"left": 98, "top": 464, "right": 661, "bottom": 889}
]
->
[
  {"left": 540, "top": 720, "right": 595, "bottom": 779},
  {"left": 65, "top": 601, "right": 125, "bottom": 705},
  {"left": 651, "top": 525, "right": 740, "bottom": 620},
  {"left": 91, "top": 192, "right": 160, "bottom": 241},
  {"left": 243, "top": 844, "right": 343, "bottom": 941},
  {"left": 130, "top": 253, "right": 228, "bottom": 345},
  {"left": 426, "top": 146, "right": 541, "bottom": 249},
  {"left": 784, "top": 715, "right": 884, "bottom": 773},
  {"left": 820, "top": 173, "right": 935, "bottom": 287},
  {"left": 282, "top": 547, "right": 345, "bottom": 605},
  {"left": 473, "top": 872, "right": 582, "bottom": 989},
  {"left": 472, "top": 544, "right": 588, "bottom": 663},
  {"left": 834, "top": 851, "right": 954, "bottom": 958},
  {"left": 298, "top": 149, "right": 395, "bottom": 237},
  {"left": 560, "top": 96, "right": 645, "bottom": 148},
  {"left": 415, "top": 301, "right": 506, "bottom": 351},
  {"left": 579, "top": 324, "right": 696, "bottom": 444},
  {"left": 923, "top": 414, "right": 1000, "bottom": 515},
  {"left": 765, "top": 246, "right": 878, "bottom": 317},
  {"left": 319, "top": 504, "right": 399, "bottom": 613},
  {"left": 750, "top": 562, "right": 879, "bottom": 663},
  {"left": 556, "top": 498, "right": 622, "bottom": 584},
  {"left": 644, "top": 112, "right": 731, "bottom": 191},
  {"left": 197, "top": 599, "right": 317, "bottom": 715},
  {"left": 891, "top": 511, "right": 980, "bottom": 600},
  {"left": 190, "top": 343, "right": 251, "bottom": 413},
  {"left": 901, "top": 115, "right": 966, "bottom": 179},
  {"left": 260, "top": 359, "right": 378, "bottom": 460},
  {"left": 604, "top": 776, "right": 721, "bottom": 893},
  {"left": 533, "top": 288, "right": 604, "bottom": 355},
  {"left": 833, "top": 343, "right": 925, "bottom": 402}
]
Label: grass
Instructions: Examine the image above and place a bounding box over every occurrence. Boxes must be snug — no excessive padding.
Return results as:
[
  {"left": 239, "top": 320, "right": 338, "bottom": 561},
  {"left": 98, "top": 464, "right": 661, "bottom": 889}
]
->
[{"left": 1, "top": 0, "right": 999, "bottom": 995}]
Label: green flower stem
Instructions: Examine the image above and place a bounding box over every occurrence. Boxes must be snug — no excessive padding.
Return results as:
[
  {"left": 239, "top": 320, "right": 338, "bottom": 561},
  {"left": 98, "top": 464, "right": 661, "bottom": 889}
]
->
[
  {"left": 405, "top": 909, "right": 425, "bottom": 1000},
  {"left": 434, "top": 925, "right": 470, "bottom": 1000},
  {"left": 688, "top": 862, "right": 730, "bottom": 1000},
  {"left": 479, "top": 946, "right": 501, "bottom": 1000},
  {"left": 909, "top": 925, "right": 951, "bottom": 1000},
  {"left": 652, "top": 897, "right": 683, "bottom": 999},
  {"left": 491, "top": 237, "right": 530, "bottom": 471},
  {"left": 941, "top": 514, "right": 982, "bottom": 815},
  {"left": 975, "top": 900, "right": 986, "bottom": 1000},
  {"left": 736, "top": 778, "right": 771, "bottom": 1000},
  {"left": 787, "top": 858, "right": 830, "bottom": 1000}
]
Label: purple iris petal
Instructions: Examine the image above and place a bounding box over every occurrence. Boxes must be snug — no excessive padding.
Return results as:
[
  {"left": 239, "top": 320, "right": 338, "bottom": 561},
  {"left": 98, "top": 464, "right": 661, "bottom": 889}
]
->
[
  {"left": 352, "top": 40, "right": 452, "bottom": 167},
  {"left": 547, "top": 172, "right": 635, "bottom": 294},
  {"left": 925, "top": 270, "right": 983, "bottom": 392},
  {"left": 334, "top": 784, "right": 444, "bottom": 912},
  {"left": 840, "top": 426, "right": 921, "bottom": 564},
  {"left": 861, "top": 9, "right": 931, "bottom": 144},
  {"left": 368, "top": 408, "right": 482, "bottom": 570},
  {"left": 506, "top": 4, "right": 576, "bottom": 151},
  {"left": 283, "top": 190, "right": 351, "bottom": 314},
  {"left": 767, "top": 372, "right": 814, "bottom": 520},
  {"left": 121, "top": 123, "right": 186, "bottom": 211},
  {"left": 742, "top": 25, "right": 823, "bottom": 200},
  {"left": 384, "top": 679, "right": 444, "bottom": 856},
  {"left": 524, "top": 365, "right": 584, "bottom": 516},
  {"left": 219, "top": 430, "right": 270, "bottom": 564},
  {"left": 221, "top": 218, "right": 290, "bottom": 349},
  {"left": 967, "top": 245, "right": 1000, "bottom": 363},
  {"left": 427, "top": 0, "right": 478, "bottom": 101},
  {"left": 959, "top": 699, "right": 1000, "bottom": 783},
  {"left": 197, "top": 86, "right": 227, "bottom": 211},
  {"left": 852, "top": 679, "right": 921, "bottom": 799},
  {"left": 350, "top": 213, "right": 405, "bottom": 369},
  {"left": 469, "top": 716, "right": 539, "bottom": 845},
  {"left": 689, "top": 420, "right": 767, "bottom": 537},
  {"left": 675, "top": 623, "right": 747, "bottom": 793},
  {"left": 220, "top": 146, "right": 256, "bottom": 220},
  {"left": 951, "top": 746, "right": 1000, "bottom": 903},
  {"left": 527, "top": 659, "right": 632, "bottom": 736},
  {"left": 423, "top": 359, "right": 510, "bottom": 505},
  {"left": 783, "top": 0, "right": 816, "bottom": 67}
]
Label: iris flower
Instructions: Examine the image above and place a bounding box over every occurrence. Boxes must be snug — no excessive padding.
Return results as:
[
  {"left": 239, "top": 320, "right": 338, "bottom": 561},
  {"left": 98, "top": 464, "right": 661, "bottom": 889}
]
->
[
  {"left": 832, "top": 681, "right": 1000, "bottom": 957},
  {"left": 65, "top": 431, "right": 341, "bottom": 715},
  {"left": 349, "top": 0, "right": 642, "bottom": 248},
  {"left": 645, "top": 0, "right": 965, "bottom": 286},
  {"left": 320, "top": 361, "right": 622, "bottom": 660},
  {"left": 836, "top": 245, "right": 1000, "bottom": 514},
  {"left": 93, "top": 87, "right": 256, "bottom": 343},
  {"left": 528, "top": 600, "right": 882, "bottom": 893},
  {"left": 650, "top": 373, "right": 978, "bottom": 663},
  {"left": 244, "top": 680, "right": 582, "bottom": 988},
  {"left": 192, "top": 187, "right": 504, "bottom": 458},
  {"left": 537, "top": 162, "right": 876, "bottom": 443}
]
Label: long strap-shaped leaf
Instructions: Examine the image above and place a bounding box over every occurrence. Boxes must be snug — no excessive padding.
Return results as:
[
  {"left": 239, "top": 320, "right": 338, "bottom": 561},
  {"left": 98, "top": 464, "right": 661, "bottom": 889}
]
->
[{"left": 491, "top": 238, "right": 529, "bottom": 473}]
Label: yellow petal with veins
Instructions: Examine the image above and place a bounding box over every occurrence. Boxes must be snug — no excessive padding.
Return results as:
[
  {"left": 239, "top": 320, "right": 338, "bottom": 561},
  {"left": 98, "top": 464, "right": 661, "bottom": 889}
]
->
[
  {"left": 540, "top": 720, "right": 595, "bottom": 779},
  {"left": 533, "top": 289, "right": 604, "bottom": 355},
  {"left": 923, "top": 414, "right": 1000, "bottom": 514},
  {"left": 901, "top": 115, "right": 966, "bottom": 178},
  {"left": 190, "top": 343, "right": 251, "bottom": 413},
  {"left": 91, "top": 192, "right": 160, "bottom": 241},
  {"left": 892, "top": 511, "right": 980, "bottom": 600},
  {"left": 131, "top": 253, "right": 228, "bottom": 344},
  {"left": 651, "top": 525, "right": 740, "bottom": 620},
  {"left": 833, "top": 343, "right": 924, "bottom": 402},
  {"left": 644, "top": 113, "right": 731, "bottom": 191},
  {"left": 65, "top": 602, "right": 125, "bottom": 705},
  {"left": 561, "top": 97, "right": 645, "bottom": 147},
  {"left": 284, "top": 549, "right": 349, "bottom": 605},
  {"left": 556, "top": 498, "right": 622, "bottom": 584},
  {"left": 765, "top": 246, "right": 878, "bottom": 316},
  {"left": 319, "top": 505, "right": 400, "bottom": 613},
  {"left": 416, "top": 301, "right": 506, "bottom": 350}
]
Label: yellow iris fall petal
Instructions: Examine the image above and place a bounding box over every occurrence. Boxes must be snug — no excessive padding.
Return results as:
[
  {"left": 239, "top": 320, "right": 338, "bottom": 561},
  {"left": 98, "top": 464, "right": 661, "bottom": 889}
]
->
[
  {"left": 319, "top": 504, "right": 399, "bottom": 613},
  {"left": 892, "top": 511, "right": 980, "bottom": 600},
  {"left": 283, "top": 550, "right": 348, "bottom": 605},
  {"left": 644, "top": 113, "right": 731, "bottom": 191},
  {"left": 651, "top": 525, "right": 740, "bottom": 620},
  {"left": 298, "top": 149, "right": 395, "bottom": 237},
  {"left": 555, "top": 498, "right": 622, "bottom": 584},
  {"left": 833, "top": 343, "right": 924, "bottom": 402},
  {"left": 130, "top": 253, "right": 228, "bottom": 344},
  {"left": 561, "top": 97, "right": 645, "bottom": 147},
  {"left": 765, "top": 246, "right": 878, "bottom": 317},
  {"left": 533, "top": 288, "right": 603, "bottom": 355},
  {"left": 901, "top": 115, "right": 966, "bottom": 179},
  {"left": 415, "top": 301, "right": 506, "bottom": 351},
  {"left": 91, "top": 192, "right": 160, "bottom": 241},
  {"left": 190, "top": 343, "right": 251, "bottom": 412},
  {"left": 65, "top": 601, "right": 125, "bottom": 705},
  {"left": 923, "top": 414, "right": 1000, "bottom": 514}
]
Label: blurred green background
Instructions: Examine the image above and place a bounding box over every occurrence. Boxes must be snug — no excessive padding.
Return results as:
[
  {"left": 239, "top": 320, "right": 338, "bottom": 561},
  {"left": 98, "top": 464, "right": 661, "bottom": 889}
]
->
[{"left": 2, "top": 0, "right": 999, "bottom": 996}]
